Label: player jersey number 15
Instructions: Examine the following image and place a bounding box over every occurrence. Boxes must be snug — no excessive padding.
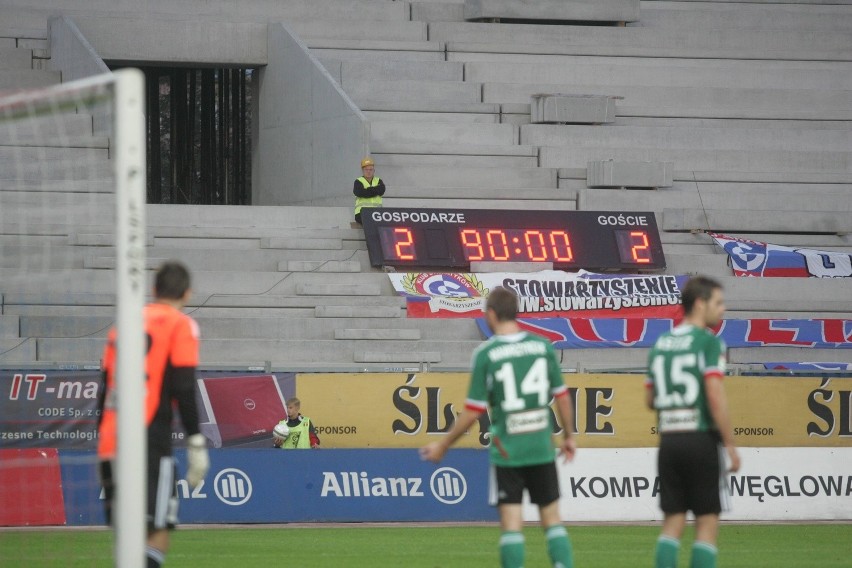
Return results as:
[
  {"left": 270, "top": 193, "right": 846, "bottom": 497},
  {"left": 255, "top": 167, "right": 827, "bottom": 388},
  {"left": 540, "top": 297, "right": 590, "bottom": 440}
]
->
[
  {"left": 495, "top": 358, "right": 550, "bottom": 411},
  {"left": 650, "top": 353, "right": 700, "bottom": 409}
]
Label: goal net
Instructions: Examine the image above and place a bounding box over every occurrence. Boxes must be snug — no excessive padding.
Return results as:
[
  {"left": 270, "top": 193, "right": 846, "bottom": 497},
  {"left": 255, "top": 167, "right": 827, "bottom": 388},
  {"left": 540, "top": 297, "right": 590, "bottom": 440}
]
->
[{"left": 0, "top": 69, "right": 146, "bottom": 567}]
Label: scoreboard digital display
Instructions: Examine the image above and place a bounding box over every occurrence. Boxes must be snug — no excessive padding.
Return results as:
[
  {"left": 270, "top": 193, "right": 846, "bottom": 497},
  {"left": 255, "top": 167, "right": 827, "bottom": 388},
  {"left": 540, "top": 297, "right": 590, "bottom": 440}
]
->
[{"left": 362, "top": 208, "right": 666, "bottom": 270}]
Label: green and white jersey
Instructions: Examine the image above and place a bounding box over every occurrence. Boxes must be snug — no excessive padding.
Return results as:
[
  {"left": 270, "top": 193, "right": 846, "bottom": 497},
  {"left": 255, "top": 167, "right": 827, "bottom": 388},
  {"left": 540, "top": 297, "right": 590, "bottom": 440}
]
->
[
  {"left": 466, "top": 332, "right": 568, "bottom": 467},
  {"left": 646, "top": 324, "right": 726, "bottom": 434}
]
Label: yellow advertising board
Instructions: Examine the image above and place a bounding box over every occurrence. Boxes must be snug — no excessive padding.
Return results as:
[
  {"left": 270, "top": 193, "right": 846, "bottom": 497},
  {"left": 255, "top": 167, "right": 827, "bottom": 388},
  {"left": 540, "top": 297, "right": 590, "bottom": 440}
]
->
[{"left": 296, "top": 373, "right": 852, "bottom": 449}]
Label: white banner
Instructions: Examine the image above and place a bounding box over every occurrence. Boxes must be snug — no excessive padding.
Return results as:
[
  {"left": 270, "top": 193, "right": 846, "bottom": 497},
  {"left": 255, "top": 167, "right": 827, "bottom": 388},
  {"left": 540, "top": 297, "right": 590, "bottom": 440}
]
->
[{"left": 521, "top": 448, "right": 852, "bottom": 522}]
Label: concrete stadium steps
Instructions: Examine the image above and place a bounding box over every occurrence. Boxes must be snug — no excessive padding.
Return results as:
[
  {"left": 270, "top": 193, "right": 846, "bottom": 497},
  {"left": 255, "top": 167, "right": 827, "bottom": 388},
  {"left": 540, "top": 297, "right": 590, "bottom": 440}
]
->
[
  {"left": 0, "top": 68, "right": 58, "bottom": 89},
  {"left": 0, "top": 113, "right": 96, "bottom": 139},
  {"left": 344, "top": 79, "right": 482, "bottom": 107},
  {"left": 386, "top": 197, "right": 577, "bottom": 210},
  {"left": 308, "top": 42, "right": 446, "bottom": 62},
  {"left": 289, "top": 20, "right": 427, "bottom": 43},
  {"left": 0, "top": 315, "right": 19, "bottom": 337},
  {"left": 0, "top": 2, "right": 412, "bottom": 29},
  {"left": 375, "top": 164, "right": 557, "bottom": 189},
  {"left": 520, "top": 124, "right": 852, "bottom": 153},
  {"left": 32, "top": 337, "right": 485, "bottom": 367},
  {"left": 0, "top": 338, "right": 36, "bottom": 362},
  {"left": 147, "top": 204, "right": 353, "bottom": 229},
  {"left": 729, "top": 348, "right": 852, "bottom": 365},
  {"left": 321, "top": 59, "right": 465, "bottom": 84},
  {"left": 411, "top": 1, "right": 465, "bottom": 23},
  {"left": 364, "top": 111, "right": 500, "bottom": 124},
  {"left": 78, "top": 249, "right": 372, "bottom": 273},
  {"left": 434, "top": 23, "right": 852, "bottom": 60},
  {"left": 0, "top": 48, "right": 32, "bottom": 69},
  {"left": 387, "top": 186, "right": 577, "bottom": 203},
  {"left": 370, "top": 121, "right": 517, "bottom": 147},
  {"left": 633, "top": 1, "right": 852, "bottom": 31},
  {"left": 1, "top": 293, "right": 407, "bottom": 312},
  {"left": 662, "top": 253, "right": 731, "bottom": 277},
  {"left": 0, "top": 179, "right": 110, "bottom": 193},
  {"left": 0, "top": 148, "right": 112, "bottom": 180},
  {"left": 663, "top": 208, "right": 852, "bottom": 234},
  {"left": 463, "top": 59, "right": 852, "bottom": 91},
  {"left": 576, "top": 183, "right": 852, "bottom": 215},
  {"left": 374, "top": 152, "right": 535, "bottom": 168},
  {"left": 18, "top": 315, "right": 479, "bottom": 341},
  {"left": 481, "top": 83, "right": 852, "bottom": 120},
  {"left": 540, "top": 147, "right": 852, "bottom": 175},
  {"left": 0, "top": 269, "right": 395, "bottom": 297}
]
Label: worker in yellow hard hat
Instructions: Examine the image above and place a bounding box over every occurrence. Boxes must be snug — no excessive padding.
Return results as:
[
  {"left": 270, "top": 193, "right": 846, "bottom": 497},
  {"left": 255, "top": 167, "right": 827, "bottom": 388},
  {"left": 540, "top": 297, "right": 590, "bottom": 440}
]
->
[{"left": 353, "top": 157, "right": 386, "bottom": 225}]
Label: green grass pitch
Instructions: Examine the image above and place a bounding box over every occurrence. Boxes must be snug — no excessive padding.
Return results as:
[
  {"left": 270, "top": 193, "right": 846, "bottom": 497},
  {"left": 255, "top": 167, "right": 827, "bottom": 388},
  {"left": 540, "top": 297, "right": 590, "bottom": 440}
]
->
[{"left": 1, "top": 524, "right": 849, "bottom": 567}]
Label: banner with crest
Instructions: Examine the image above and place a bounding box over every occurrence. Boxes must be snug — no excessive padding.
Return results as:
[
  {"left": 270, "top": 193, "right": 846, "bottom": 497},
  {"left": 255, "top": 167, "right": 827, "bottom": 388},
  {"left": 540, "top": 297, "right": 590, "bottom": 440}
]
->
[
  {"left": 709, "top": 233, "right": 852, "bottom": 278},
  {"left": 387, "top": 271, "right": 688, "bottom": 319}
]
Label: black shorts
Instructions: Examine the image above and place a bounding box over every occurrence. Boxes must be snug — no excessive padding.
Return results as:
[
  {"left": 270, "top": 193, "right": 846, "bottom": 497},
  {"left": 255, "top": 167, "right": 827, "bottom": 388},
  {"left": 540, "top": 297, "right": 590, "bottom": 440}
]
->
[
  {"left": 100, "top": 453, "right": 179, "bottom": 531},
  {"left": 489, "top": 462, "right": 560, "bottom": 507},
  {"left": 658, "top": 432, "right": 729, "bottom": 516}
]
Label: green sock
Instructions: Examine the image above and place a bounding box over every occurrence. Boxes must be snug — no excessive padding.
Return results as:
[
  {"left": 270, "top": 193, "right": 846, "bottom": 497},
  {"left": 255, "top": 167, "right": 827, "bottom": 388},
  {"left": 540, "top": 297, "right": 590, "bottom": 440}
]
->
[
  {"left": 690, "top": 541, "right": 717, "bottom": 568},
  {"left": 545, "top": 525, "right": 573, "bottom": 568},
  {"left": 499, "top": 531, "right": 525, "bottom": 568},
  {"left": 655, "top": 535, "right": 680, "bottom": 568}
]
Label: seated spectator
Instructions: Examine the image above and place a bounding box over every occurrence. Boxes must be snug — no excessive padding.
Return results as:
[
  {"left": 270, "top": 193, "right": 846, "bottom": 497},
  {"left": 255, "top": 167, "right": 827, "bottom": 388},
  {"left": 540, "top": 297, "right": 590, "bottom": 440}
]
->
[
  {"left": 274, "top": 397, "right": 320, "bottom": 449},
  {"left": 353, "top": 157, "right": 385, "bottom": 225}
]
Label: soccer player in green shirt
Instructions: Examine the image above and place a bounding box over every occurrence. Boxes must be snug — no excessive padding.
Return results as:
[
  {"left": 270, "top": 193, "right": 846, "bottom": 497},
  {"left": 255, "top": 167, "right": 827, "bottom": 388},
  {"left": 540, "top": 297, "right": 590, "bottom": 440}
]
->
[
  {"left": 646, "top": 276, "right": 741, "bottom": 568},
  {"left": 421, "top": 287, "right": 576, "bottom": 568}
]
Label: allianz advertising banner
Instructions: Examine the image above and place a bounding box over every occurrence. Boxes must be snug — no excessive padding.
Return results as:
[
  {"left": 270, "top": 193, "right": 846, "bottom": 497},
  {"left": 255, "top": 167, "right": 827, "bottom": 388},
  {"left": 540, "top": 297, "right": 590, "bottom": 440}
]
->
[
  {"left": 58, "top": 449, "right": 496, "bottom": 526},
  {"left": 297, "top": 373, "right": 852, "bottom": 449},
  {"left": 54, "top": 447, "right": 852, "bottom": 525},
  {"left": 525, "top": 448, "right": 852, "bottom": 522}
]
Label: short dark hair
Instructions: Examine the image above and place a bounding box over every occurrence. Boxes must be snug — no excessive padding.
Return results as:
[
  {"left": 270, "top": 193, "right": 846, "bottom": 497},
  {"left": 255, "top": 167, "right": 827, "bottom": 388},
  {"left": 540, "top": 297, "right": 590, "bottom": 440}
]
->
[
  {"left": 154, "top": 261, "right": 191, "bottom": 300},
  {"left": 486, "top": 287, "right": 518, "bottom": 322},
  {"left": 681, "top": 276, "right": 722, "bottom": 315}
]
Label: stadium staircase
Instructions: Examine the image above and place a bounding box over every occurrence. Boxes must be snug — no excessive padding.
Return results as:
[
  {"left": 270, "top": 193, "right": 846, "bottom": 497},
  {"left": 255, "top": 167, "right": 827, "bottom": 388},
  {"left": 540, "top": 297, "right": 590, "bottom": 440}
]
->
[{"left": 1, "top": 0, "right": 852, "bottom": 371}]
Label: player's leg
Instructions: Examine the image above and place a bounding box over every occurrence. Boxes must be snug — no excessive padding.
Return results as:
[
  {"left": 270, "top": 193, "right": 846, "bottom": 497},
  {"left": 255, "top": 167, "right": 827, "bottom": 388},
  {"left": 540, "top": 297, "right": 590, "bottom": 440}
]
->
[
  {"left": 99, "top": 460, "right": 116, "bottom": 526},
  {"left": 492, "top": 465, "right": 526, "bottom": 568},
  {"left": 146, "top": 455, "right": 179, "bottom": 568},
  {"left": 686, "top": 435, "right": 724, "bottom": 568},
  {"left": 690, "top": 514, "right": 720, "bottom": 568},
  {"left": 528, "top": 462, "right": 572, "bottom": 568},
  {"left": 656, "top": 435, "right": 688, "bottom": 568}
]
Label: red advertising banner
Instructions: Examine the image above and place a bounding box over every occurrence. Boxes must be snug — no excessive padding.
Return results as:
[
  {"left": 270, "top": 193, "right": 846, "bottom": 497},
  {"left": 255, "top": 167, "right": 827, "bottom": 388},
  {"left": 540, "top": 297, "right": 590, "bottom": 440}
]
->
[{"left": 0, "top": 448, "right": 66, "bottom": 526}]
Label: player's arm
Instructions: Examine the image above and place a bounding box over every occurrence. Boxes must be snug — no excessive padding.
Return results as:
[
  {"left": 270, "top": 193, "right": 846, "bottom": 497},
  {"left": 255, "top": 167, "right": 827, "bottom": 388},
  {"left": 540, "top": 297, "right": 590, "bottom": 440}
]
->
[
  {"left": 419, "top": 407, "right": 483, "bottom": 463},
  {"left": 548, "top": 346, "right": 576, "bottom": 462},
  {"left": 420, "top": 349, "right": 487, "bottom": 463},
  {"left": 644, "top": 349, "right": 655, "bottom": 410},
  {"left": 170, "top": 317, "right": 209, "bottom": 487},
  {"left": 704, "top": 339, "right": 740, "bottom": 472}
]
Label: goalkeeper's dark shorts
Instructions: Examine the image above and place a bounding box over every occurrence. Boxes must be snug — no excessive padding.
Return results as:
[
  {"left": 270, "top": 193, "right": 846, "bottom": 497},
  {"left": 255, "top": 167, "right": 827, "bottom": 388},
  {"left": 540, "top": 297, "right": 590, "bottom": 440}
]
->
[
  {"left": 658, "top": 432, "right": 729, "bottom": 516},
  {"left": 100, "top": 453, "right": 179, "bottom": 531}
]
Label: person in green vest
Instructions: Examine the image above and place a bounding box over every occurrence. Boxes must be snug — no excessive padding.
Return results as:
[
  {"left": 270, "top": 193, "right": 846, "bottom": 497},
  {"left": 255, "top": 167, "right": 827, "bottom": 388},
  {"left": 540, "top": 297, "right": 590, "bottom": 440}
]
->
[
  {"left": 274, "top": 397, "right": 320, "bottom": 449},
  {"left": 353, "top": 157, "right": 385, "bottom": 225}
]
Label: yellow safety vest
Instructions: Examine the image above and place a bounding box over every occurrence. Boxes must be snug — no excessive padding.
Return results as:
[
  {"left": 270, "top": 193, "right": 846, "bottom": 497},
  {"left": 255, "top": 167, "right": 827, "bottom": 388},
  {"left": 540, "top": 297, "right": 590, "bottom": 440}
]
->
[
  {"left": 278, "top": 417, "right": 312, "bottom": 449},
  {"left": 354, "top": 176, "right": 383, "bottom": 215}
]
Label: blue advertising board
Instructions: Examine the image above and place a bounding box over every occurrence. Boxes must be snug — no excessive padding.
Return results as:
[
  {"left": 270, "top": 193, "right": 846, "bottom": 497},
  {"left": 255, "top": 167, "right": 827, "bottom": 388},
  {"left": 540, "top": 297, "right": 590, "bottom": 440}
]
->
[{"left": 60, "top": 449, "right": 498, "bottom": 525}]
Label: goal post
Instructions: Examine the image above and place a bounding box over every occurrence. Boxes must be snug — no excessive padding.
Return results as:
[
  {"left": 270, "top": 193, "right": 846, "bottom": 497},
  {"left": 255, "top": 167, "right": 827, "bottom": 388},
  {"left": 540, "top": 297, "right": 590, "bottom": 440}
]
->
[
  {"left": 112, "top": 68, "right": 148, "bottom": 568},
  {"left": 0, "top": 68, "right": 147, "bottom": 567}
]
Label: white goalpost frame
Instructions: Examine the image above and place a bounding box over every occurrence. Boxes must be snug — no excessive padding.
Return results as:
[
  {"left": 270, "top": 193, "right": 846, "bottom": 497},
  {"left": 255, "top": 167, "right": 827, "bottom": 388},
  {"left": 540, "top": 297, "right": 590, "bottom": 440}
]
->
[
  {"left": 0, "top": 68, "right": 148, "bottom": 566},
  {"left": 112, "top": 68, "right": 148, "bottom": 568}
]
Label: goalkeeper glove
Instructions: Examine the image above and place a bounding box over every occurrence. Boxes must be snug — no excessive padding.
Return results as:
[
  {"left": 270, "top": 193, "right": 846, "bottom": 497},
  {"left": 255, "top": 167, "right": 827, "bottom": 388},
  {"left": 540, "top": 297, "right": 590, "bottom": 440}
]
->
[{"left": 186, "top": 433, "right": 210, "bottom": 489}]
